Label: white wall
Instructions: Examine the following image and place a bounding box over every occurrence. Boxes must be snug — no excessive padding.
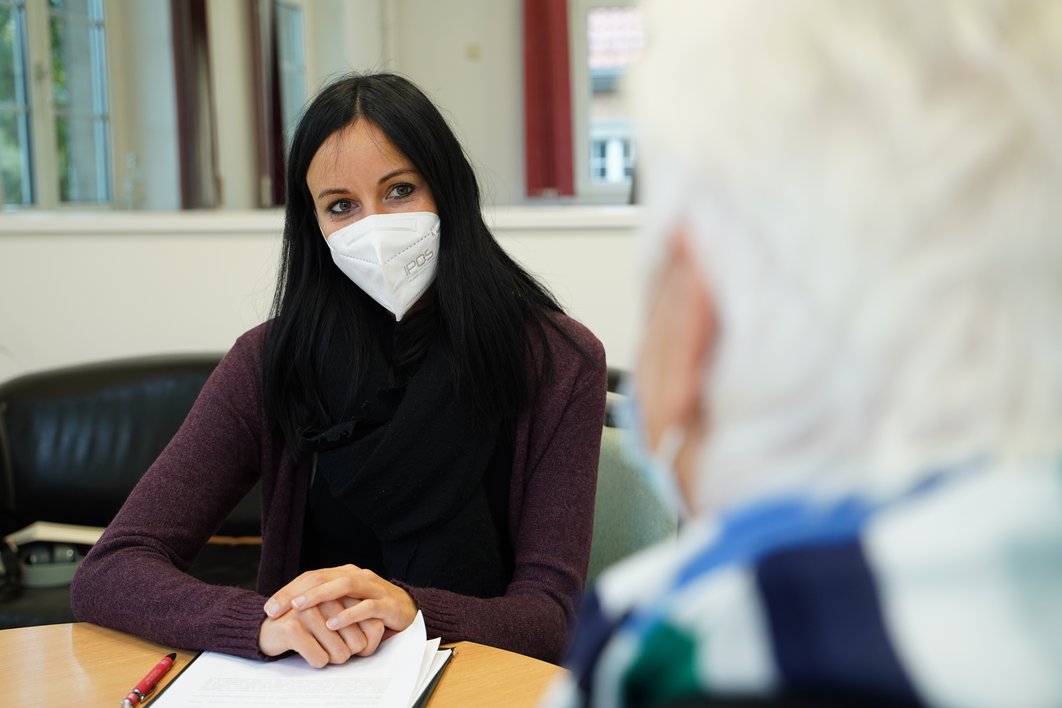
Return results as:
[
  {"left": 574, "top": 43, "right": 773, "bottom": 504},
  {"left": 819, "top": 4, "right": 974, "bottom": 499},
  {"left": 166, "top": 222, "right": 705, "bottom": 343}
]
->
[
  {"left": 302, "top": 0, "right": 526, "bottom": 206},
  {"left": 0, "top": 207, "right": 640, "bottom": 384},
  {"left": 309, "top": 0, "right": 387, "bottom": 85},
  {"left": 391, "top": 0, "right": 525, "bottom": 206}
]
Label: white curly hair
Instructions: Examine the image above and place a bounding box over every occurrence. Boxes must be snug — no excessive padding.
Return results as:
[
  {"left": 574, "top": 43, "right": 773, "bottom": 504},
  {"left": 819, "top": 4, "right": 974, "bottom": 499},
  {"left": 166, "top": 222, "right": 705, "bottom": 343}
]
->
[{"left": 630, "top": 0, "right": 1062, "bottom": 513}]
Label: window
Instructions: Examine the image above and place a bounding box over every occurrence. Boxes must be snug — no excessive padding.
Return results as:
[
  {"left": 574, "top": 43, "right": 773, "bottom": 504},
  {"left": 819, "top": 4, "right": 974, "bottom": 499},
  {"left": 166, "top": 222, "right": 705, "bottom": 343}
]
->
[
  {"left": 275, "top": 1, "right": 306, "bottom": 155},
  {"left": 0, "top": 0, "right": 32, "bottom": 205},
  {"left": 571, "top": 1, "right": 643, "bottom": 202},
  {"left": 589, "top": 126, "right": 634, "bottom": 184},
  {"left": 250, "top": 0, "right": 312, "bottom": 207},
  {"left": 590, "top": 139, "right": 607, "bottom": 180},
  {"left": 2, "top": 0, "right": 111, "bottom": 209},
  {"left": 585, "top": 6, "right": 640, "bottom": 186},
  {"left": 48, "top": 0, "right": 110, "bottom": 204}
]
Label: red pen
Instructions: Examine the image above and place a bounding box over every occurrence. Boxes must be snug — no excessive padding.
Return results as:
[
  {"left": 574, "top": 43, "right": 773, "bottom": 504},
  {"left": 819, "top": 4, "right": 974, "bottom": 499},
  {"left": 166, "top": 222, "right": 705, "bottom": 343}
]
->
[{"left": 121, "top": 652, "right": 177, "bottom": 707}]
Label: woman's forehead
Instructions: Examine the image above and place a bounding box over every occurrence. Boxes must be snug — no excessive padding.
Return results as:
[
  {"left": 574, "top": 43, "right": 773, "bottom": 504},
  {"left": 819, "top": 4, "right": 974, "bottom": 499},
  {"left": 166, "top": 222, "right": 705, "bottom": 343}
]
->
[{"left": 307, "top": 120, "right": 413, "bottom": 185}]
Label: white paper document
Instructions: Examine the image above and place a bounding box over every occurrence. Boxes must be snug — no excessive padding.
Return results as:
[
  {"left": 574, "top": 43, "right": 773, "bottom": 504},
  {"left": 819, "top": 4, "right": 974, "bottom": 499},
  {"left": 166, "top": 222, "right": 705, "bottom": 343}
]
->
[
  {"left": 152, "top": 611, "right": 451, "bottom": 708},
  {"left": 4, "top": 520, "right": 105, "bottom": 546}
]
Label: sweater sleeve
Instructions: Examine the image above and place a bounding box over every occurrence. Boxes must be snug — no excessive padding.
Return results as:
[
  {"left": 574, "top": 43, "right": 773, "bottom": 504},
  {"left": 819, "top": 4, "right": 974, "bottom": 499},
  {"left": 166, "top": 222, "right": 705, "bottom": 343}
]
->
[
  {"left": 70, "top": 331, "right": 270, "bottom": 659},
  {"left": 398, "top": 319, "right": 608, "bottom": 663}
]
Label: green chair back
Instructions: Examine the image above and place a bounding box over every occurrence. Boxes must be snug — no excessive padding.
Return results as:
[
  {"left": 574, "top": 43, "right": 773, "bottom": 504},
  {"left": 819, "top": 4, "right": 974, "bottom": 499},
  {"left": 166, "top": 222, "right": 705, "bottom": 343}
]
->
[{"left": 587, "top": 426, "right": 678, "bottom": 584}]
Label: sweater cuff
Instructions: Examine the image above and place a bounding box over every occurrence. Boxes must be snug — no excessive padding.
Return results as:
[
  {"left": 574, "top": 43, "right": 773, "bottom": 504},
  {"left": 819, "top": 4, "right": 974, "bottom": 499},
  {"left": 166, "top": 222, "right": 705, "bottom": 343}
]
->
[
  {"left": 396, "top": 581, "right": 461, "bottom": 643},
  {"left": 209, "top": 590, "right": 271, "bottom": 660}
]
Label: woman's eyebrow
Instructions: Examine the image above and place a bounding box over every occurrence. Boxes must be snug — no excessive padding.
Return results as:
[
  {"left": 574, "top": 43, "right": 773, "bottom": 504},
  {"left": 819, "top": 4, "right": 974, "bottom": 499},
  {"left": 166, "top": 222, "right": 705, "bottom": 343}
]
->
[
  {"left": 315, "top": 169, "right": 418, "bottom": 200},
  {"left": 315, "top": 187, "right": 348, "bottom": 199},
  {"left": 377, "top": 168, "right": 416, "bottom": 184}
]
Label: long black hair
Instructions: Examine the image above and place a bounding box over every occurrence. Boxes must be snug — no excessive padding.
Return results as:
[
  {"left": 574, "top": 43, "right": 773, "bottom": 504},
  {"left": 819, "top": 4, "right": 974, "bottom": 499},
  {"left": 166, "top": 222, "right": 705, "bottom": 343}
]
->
[{"left": 262, "top": 72, "right": 573, "bottom": 455}]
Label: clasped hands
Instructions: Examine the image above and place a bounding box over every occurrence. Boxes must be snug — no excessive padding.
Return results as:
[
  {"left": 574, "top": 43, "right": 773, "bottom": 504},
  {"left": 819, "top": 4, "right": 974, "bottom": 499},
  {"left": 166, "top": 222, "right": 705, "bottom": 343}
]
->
[{"left": 257, "top": 564, "right": 417, "bottom": 668}]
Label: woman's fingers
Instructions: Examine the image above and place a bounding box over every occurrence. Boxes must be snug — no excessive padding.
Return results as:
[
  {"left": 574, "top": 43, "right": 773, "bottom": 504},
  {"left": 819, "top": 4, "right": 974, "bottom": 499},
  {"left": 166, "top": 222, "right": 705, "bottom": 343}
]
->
[
  {"left": 258, "top": 615, "right": 311, "bottom": 661},
  {"left": 258, "top": 602, "right": 363, "bottom": 668},
  {"left": 324, "top": 594, "right": 412, "bottom": 635},
  {"left": 263, "top": 565, "right": 363, "bottom": 618},
  {"left": 326, "top": 598, "right": 377, "bottom": 630},
  {"left": 262, "top": 564, "right": 417, "bottom": 645},
  {"left": 356, "top": 619, "right": 386, "bottom": 657},
  {"left": 301, "top": 605, "right": 355, "bottom": 666},
  {"left": 291, "top": 568, "right": 380, "bottom": 610},
  {"left": 259, "top": 612, "right": 338, "bottom": 668},
  {"left": 323, "top": 584, "right": 417, "bottom": 632},
  {"left": 319, "top": 599, "right": 369, "bottom": 657}
]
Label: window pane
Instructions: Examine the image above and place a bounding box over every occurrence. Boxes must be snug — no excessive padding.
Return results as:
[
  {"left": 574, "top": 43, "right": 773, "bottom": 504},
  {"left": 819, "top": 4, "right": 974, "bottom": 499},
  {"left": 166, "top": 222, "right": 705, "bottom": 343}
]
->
[
  {"left": 54, "top": 111, "right": 67, "bottom": 197},
  {"left": 277, "top": 2, "right": 303, "bottom": 56},
  {"left": 590, "top": 140, "right": 607, "bottom": 179},
  {"left": 0, "top": 0, "right": 30, "bottom": 206},
  {"left": 48, "top": 0, "right": 94, "bottom": 20},
  {"left": 55, "top": 113, "right": 107, "bottom": 202},
  {"left": 49, "top": 12, "right": 67, "bottom": 106},
  {"left": 1, "top": 108, "right": 32, "bottom": 204},
  {"left": 587, "top": 6, "right": 643, "bottom": 185},
  {"left": 1, "top": 6, "right": 16, "bottom": 101},
  {"left": 276, "top": 2, "right": 307, "bottom": 154},
  {"left": 50, "top": 0, "right": 109, "bottom": 202},
  {"left": 1, "top": 1, "right": 29, "bottom": 116},
  {"left": 50, "top": 14, "right": 99, "bottom": 109}
]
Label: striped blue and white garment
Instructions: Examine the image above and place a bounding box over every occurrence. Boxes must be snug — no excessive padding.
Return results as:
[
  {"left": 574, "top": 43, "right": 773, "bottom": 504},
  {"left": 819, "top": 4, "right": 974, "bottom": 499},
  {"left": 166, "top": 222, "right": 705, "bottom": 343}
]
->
[{"left": 545, "top": 461, "right": 1062, "bottom": 708}]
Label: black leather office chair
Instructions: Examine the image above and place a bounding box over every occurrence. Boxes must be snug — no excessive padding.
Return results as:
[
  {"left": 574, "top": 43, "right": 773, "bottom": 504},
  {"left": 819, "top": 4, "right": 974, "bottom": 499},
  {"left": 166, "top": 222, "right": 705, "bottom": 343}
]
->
[{"left": 0, "top": 354, "right": 261, "bottom": 628}]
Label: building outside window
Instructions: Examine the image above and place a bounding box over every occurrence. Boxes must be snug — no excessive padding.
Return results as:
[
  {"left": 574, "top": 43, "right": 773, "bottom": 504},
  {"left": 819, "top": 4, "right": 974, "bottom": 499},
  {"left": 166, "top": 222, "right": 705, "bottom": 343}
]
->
[
  {"left": 589, "top": 123, "right": 633, "bottom": 184},
  {"left": 590, "top": 138, "right": 607, "bottom": 180}
]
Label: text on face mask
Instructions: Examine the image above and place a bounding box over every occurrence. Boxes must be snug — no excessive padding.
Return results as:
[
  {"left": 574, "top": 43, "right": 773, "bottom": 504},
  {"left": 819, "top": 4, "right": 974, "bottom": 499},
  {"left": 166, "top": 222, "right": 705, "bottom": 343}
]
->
[{"left": 404, "top": 249, "right": 435, "bottom": 278}]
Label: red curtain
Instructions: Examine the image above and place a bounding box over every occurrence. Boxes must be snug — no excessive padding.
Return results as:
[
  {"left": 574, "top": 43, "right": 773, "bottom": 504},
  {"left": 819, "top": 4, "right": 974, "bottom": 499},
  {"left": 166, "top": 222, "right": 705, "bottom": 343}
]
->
[{"left": 523, "top": 0, "right": 574, "bottom": 197}]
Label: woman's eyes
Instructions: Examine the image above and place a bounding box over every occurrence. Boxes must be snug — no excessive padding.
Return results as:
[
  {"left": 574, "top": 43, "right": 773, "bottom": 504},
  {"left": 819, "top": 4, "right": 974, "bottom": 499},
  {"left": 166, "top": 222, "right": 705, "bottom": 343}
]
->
[
  {"left": 324, "top": 184, "right": 415, "bottom": 216},
  {"left": 327, "top": 199, "right": 354, "bottom": 215},
  {"left": 387, "top": 183, "right": 415, "bottom": 200}
]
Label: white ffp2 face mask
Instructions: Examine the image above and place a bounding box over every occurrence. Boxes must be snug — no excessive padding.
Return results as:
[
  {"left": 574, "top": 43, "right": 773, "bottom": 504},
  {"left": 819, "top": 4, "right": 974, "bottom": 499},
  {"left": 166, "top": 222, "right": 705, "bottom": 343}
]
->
[{"left": 324, "top": 211, "right": 441, "bottom": 321}]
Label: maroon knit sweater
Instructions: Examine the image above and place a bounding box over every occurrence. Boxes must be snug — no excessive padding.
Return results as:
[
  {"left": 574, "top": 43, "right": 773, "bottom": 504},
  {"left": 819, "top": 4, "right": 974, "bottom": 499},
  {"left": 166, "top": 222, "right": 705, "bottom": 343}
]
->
[{"left": 70, "top": 314, "right": 605, "bottom": 663}]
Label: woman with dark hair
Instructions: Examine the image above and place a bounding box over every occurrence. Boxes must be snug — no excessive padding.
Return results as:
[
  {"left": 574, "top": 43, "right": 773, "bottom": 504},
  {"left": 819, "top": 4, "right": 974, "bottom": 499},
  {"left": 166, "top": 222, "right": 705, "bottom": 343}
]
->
[{"left": 71, "top": 73, "right": 606, "bottom": 666}]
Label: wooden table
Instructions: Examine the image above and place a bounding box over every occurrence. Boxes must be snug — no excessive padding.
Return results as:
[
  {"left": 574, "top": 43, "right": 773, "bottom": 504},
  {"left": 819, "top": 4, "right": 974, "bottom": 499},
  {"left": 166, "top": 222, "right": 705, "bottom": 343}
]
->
[{"left": 0, "top": 622, "right": 566, "bottom": 706}]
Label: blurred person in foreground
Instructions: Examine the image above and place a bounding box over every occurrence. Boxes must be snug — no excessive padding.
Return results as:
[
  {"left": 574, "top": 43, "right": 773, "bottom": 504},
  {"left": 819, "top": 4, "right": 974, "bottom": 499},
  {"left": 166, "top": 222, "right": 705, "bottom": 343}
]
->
[{"left": 547, "top": 1, "right": 1062, "bottom": 706}]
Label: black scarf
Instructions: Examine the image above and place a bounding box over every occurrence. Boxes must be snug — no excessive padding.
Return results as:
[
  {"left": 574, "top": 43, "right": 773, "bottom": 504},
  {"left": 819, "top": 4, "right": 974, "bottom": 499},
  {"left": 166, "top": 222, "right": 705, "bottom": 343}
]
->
[{"left": 298, "top": 309, "right": 512, "bottom": 598}]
